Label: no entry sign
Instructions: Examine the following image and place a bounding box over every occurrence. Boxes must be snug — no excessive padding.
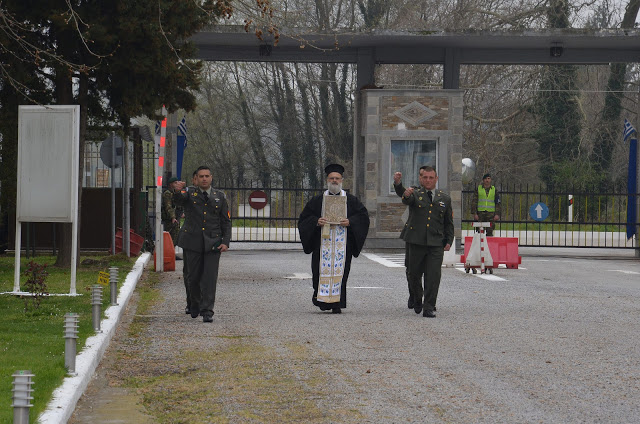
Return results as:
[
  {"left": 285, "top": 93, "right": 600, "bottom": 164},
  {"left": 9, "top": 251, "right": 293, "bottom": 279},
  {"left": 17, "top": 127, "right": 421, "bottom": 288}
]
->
[{"left": 248, "top": 190, "right": 268, "bottom": 210}]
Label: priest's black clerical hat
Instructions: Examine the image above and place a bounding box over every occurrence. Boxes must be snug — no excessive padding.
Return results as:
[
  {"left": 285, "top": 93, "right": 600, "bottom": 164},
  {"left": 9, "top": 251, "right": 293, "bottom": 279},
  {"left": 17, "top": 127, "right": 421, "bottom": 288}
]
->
[{"left": 324, "top": 163, "right": 345, "bottom": 176}]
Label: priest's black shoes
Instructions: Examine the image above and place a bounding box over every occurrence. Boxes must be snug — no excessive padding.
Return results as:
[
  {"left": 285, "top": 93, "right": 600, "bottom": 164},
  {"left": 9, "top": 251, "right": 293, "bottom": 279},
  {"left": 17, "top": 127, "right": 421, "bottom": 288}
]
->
[
  {"left": 407, "top": 296, "right": 414, "bottom": 309},
  {"left": 413, "top": 303, "right": 422, "bottom": 314},
  {"left": 190, "top": 310, "right": 199, "bottom": 319},
  {"left": 423, "top": 309, "right": 436, "bottom": 318},
  {"left": 185, "top": 307, "right": 191, "bottom": 315},
  {"left": 332, "top": 308, "right": 342, "bottom": 314},
  {"left": 203, "top": 314, "right": 213, "bottom": 323}
]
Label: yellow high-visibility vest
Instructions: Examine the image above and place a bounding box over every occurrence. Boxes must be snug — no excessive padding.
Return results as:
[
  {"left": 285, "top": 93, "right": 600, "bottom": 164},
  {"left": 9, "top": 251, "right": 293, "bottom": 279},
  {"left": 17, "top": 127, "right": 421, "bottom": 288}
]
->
[{"left": 477, "top": 186, "right": 496, "bottom": 212}]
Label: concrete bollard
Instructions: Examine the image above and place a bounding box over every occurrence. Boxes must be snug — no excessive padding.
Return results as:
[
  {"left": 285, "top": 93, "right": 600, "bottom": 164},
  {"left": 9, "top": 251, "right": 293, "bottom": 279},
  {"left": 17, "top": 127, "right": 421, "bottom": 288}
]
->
[
  {"left": 91, "top": 285, "right": 103, "bottom": 333},
  {"left": 63, "top": 313, "right": 79, "bottom": 374},
  {"left": 12, "top": 370, "right": 34, "bottom": 424},
  {"left": 109, "top": 266, "right": 119, "bottom": 306}
]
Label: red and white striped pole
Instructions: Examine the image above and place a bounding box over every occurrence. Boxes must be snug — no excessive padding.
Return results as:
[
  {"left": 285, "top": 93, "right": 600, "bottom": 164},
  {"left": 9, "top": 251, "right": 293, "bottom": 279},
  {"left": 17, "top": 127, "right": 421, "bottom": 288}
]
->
[
  {"left": 479, "top": 225, "right": 486, "bottom": 274},
  {"left": 155, "top": 106, "right": 167, "bottom": 272},
  {"left": 472, "top": 222, "right": 492, "bottom": 274}
]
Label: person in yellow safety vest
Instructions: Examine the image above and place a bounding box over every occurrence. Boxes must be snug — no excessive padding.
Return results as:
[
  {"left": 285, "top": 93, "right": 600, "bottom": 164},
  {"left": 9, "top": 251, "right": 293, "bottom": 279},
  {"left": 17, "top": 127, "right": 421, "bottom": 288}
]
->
[{"left": 471, "top": 173, "right": 501, "bottom": 236}]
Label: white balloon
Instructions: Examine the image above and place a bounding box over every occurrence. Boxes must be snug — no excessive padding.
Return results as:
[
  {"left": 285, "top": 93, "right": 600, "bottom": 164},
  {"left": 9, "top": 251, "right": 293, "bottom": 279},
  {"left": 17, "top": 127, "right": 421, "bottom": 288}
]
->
[{"left": 462, "top": 158, "right": 476, "bottom": 184}]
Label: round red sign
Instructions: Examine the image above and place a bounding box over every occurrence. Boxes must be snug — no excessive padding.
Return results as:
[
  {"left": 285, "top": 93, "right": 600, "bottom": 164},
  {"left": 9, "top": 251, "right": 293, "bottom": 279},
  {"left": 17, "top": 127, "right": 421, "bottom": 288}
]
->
[{"left": 248, "top": 190, "right": 268, "bottom": 210}]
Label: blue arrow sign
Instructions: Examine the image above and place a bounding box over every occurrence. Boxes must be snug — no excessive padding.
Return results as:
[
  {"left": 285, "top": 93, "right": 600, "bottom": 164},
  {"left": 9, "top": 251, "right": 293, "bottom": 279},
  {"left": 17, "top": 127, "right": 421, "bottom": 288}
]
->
[{"left": 529, "top": 202, "right": 549, "bottom": 221}]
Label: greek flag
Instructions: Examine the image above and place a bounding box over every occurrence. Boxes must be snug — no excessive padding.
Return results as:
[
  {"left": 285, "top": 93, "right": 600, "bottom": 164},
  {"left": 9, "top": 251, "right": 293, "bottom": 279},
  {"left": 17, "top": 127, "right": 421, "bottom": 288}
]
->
[
  {"left": 624, "top": 118, "right": 638, "bottom": 240},
  {"left": 178, "top": 116, "right": 187, "bottom": 148},
  {"left": 623, "top": 118, "right": 636, "bottom": 142}
]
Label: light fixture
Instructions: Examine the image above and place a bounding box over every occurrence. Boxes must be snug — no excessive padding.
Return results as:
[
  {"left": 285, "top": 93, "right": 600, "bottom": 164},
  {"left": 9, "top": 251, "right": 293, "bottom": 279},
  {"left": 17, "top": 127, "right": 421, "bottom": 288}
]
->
[{"left": 550, "top": 43, "right": 563, "bottom": 58}]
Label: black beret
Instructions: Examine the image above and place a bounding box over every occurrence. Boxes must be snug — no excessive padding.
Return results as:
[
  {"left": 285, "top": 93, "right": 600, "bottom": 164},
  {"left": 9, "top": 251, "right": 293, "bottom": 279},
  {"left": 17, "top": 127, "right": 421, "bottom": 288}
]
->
[
  {"left": 482, "top": 173, "right": 491, "bottom": 180},
  {"left": 167, "top": 177, "right": 179, "bottom": 184},
  {"left": 324, "top": 163, "right": 345, "bottom": 176}
]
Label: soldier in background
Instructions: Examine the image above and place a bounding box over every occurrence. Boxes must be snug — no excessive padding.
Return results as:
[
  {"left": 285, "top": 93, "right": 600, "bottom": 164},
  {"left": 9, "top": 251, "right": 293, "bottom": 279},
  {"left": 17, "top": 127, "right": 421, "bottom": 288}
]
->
[
  {"left": 471, "top": 173, "right": 501, "bottom": 236},
  {"left": 162, "top": 177, "right": 182, "bottom": 246}
]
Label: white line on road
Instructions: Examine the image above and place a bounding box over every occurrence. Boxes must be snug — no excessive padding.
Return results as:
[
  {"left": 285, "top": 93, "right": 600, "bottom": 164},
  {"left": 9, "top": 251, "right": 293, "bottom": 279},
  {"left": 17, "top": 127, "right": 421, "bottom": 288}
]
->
[
  {"left": 455, "top": 267, "right": 507, "bottom": 281},
  {"left": 351, "top": 286, "right": 394, "bottom": 289},
  {"left": 606, "top": 270, "right": 640, "bottom": 275},
  {"left": 284, "top": 273, "right": 312, "bottom": 279},
  {"left": 361, "top": 253, "right": 404, "bottom": 267}
]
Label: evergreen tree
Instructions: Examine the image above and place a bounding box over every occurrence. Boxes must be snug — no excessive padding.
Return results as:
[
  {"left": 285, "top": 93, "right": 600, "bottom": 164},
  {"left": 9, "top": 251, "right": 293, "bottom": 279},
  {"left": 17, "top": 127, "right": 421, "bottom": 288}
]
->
[
  {"left": 0, "top": 0, "right": 231, "bottom": 263},
  {"left": 529, "top": 0, "right": 582, "bottom": 188}
]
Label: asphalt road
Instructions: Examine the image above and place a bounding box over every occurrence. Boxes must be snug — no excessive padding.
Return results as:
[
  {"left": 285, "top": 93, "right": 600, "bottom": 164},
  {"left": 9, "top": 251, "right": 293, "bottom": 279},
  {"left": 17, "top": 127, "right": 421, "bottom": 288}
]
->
[{"left": 70, "top": 246, "right": 640, "bottom": 423}]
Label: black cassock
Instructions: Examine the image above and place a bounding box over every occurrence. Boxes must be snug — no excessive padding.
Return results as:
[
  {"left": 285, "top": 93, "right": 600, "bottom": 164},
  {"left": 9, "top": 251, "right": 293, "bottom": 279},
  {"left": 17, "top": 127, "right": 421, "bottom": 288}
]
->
[{"left": 298, "top": 192, "right": 370, "bottom": 310}]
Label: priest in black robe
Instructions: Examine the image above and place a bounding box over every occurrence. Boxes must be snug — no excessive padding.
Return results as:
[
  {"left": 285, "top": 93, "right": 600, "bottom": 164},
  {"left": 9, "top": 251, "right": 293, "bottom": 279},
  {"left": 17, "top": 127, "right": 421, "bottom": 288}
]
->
[{"left": 298, "top": 164, "right": 370, "bottom": 313}]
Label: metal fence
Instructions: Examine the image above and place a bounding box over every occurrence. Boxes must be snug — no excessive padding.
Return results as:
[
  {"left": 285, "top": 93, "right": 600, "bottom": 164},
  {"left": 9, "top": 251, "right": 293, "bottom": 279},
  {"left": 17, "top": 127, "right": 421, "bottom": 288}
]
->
[
  {"left": 213, "top": 180, "right": 324, "bottom": 243},
  {"left": 83, "top": 140, "right": 157, "bottom": 188},
  {"left": 462, "top": 184, "right": 639, "bottom": 248},
  {"left": 85, "top": 137, "right": 637, "bottom": 248}
]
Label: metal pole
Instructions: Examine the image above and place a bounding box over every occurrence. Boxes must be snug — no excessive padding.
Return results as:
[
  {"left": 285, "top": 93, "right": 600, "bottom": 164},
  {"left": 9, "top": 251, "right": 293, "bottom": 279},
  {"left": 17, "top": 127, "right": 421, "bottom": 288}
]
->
[
  {"left": 13, "top": 220, "right": 22, "bottom": 292},
  {"left": 11, "top": 370, "right": 34, "bottom": 424},
  {"left": 124, "top": 135, "right": 130, "bottom": 257},
  {"left": 568, "top": 194, "right": 573, "bottom": 223},
  {"left": 109, "top": 267, "right": 119, "bottom": 305},
  {"left": 63, "top": 313, "right": 79, "bottom": 374},
  {"left": 91, "top": 285, "right": 103, "bottom": 333},
  {"left": 111, "top": 131, "right": 116, "bottom": 255}
]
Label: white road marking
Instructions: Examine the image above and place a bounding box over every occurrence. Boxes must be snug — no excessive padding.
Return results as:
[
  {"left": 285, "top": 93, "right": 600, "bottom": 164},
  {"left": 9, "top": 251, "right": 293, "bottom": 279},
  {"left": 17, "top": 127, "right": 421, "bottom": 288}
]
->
[
  {"left": 362, "top": 253, "right": 404, "bottom": 267},
  {"left": 284, "top": 273, "right": 312, "bottom": 279},
  {"left": 363, "top": 253, "right": 520, "bottom": 278},
  {"left": 606, "top": 270, "right": 640, "bottom": 275},
  {"left": 455, "top": 267, "right": 507, "bottom": 281},
  {"left": 351, "top": 286, "right": 393, "bottom": 289}
]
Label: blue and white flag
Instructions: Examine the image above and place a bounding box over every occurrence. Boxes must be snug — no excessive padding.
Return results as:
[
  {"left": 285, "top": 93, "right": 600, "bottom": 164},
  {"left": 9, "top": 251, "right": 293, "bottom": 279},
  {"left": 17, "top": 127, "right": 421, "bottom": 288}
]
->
[
  {"left": 623, "top": 118, "right": 636, "bottom": 142},
  {"left": 178, "top": 116, "right": 187, "bottom": 142},
  {"left": 624, "top": 119, "right": 638, "bottom": 240},
  {"left": 176, "top": 116, "right": 187, "bottom": 179}
]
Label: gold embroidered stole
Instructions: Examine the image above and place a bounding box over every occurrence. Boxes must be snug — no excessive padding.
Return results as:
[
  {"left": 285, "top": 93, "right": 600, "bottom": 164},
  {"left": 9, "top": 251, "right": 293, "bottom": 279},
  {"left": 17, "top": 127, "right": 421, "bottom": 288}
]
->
[{"left": 317, "top": 191, "right": 346, "bottom": 303}]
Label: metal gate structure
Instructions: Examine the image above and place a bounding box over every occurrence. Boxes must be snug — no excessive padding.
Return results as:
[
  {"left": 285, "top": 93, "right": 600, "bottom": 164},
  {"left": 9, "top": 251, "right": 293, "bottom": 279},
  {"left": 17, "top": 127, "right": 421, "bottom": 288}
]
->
[
  {"left": 213, "top": 180, "right": 324, "bottom": 243},
  {"left": 462, "top": 184, "right": 638, "bottom": 248}
]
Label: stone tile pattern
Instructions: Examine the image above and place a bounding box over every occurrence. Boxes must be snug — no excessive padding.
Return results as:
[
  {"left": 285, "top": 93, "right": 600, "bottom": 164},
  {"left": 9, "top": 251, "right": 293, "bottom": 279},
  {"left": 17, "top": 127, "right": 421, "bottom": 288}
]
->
[
  {"left": 382, "top": 96, "right": 449, "bottom": 130},
  {"left": 379, "top": 203, "right": 406, "bottom": 232}
]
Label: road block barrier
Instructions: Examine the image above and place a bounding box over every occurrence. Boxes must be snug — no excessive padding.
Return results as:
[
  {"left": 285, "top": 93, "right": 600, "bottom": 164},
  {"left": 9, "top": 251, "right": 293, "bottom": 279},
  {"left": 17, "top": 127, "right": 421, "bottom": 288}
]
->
[
  {"left": 461, "top": 236, "right": 521, "bottom": 269},
  {"left": 153, "top": 231, "right": 176, "bottom": 271}
]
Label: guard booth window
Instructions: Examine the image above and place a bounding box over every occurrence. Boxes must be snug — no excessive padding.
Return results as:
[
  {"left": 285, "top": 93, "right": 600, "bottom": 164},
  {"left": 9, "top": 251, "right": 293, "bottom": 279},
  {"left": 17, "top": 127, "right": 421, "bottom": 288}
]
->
[{"left": 390, "top": 140, "right": 437, "bottom": 191}]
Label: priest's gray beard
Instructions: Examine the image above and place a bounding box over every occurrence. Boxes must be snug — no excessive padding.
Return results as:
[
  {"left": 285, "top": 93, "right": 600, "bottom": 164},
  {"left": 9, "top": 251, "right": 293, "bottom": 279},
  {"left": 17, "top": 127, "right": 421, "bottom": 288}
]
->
[{"left": 328, "top": 182, "right": 342, "bottom": 194}]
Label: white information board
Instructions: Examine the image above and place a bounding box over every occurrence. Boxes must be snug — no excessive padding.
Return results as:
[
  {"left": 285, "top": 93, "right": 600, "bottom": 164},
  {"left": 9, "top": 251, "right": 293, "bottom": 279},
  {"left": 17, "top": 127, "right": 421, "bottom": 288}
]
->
[
  {"left": 14, "top": 105, "right": 80, "bottom": 294},
  {"left": 17, "top": 105, "right": 80, "bottom": 222}
]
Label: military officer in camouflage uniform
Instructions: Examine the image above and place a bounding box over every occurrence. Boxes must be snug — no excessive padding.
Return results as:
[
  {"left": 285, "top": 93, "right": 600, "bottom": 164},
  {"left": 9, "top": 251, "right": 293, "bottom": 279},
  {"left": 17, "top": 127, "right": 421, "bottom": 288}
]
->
[
  {"left": 471, "top": 173, "right": 501, "bottom": 236},
  {"left": 162, "top": 177, "right": 182, "bottom": 246},
  {"left": 399, "top": 166, "right": 454, "bottom": 318},
  {"left": 173, "top": 166, "right": 231, "bottom": 323}
]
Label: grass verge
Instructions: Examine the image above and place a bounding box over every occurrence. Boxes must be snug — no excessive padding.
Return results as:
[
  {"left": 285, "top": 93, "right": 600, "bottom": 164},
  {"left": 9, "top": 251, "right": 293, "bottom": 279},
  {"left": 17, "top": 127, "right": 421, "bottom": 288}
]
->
[{"left": 0, "top": 254, "right": 136, "bottom": 423}]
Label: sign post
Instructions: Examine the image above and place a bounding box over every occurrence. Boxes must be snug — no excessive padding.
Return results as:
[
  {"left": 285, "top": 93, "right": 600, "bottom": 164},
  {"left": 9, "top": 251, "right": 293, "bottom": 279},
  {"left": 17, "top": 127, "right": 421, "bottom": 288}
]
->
[
  {"left": 529, "top": 202, "right": 549, "bottom": 222},
  {"left": 248, "top": 190, "right": 268, "bottom": 210}
]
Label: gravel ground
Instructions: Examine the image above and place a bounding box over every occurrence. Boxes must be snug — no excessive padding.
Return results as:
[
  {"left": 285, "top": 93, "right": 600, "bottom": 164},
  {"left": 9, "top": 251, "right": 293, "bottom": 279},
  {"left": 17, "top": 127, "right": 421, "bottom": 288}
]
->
[{"left": 70, "top": 247, "right": 640, "bottom": 423}]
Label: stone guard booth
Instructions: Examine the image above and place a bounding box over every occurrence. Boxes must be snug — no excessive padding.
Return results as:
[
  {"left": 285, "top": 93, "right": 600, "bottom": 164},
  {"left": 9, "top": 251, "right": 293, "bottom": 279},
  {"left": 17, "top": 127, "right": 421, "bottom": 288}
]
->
[{"left": 355, "top": 89, "right": 463, "bottom": 248}]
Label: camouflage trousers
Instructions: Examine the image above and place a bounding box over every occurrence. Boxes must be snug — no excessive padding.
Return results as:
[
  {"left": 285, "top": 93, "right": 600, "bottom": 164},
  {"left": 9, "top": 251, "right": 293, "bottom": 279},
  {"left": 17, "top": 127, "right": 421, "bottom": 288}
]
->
[{"left": 475, "top": 211, "right": 496, "bottom": 236}]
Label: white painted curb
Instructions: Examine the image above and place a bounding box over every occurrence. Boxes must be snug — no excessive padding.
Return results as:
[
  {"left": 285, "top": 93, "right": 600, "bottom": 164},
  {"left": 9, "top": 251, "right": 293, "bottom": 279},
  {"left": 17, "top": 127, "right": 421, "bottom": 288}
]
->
[{"left": 37, "top": 252, "right": 151, "bottom": 424}]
